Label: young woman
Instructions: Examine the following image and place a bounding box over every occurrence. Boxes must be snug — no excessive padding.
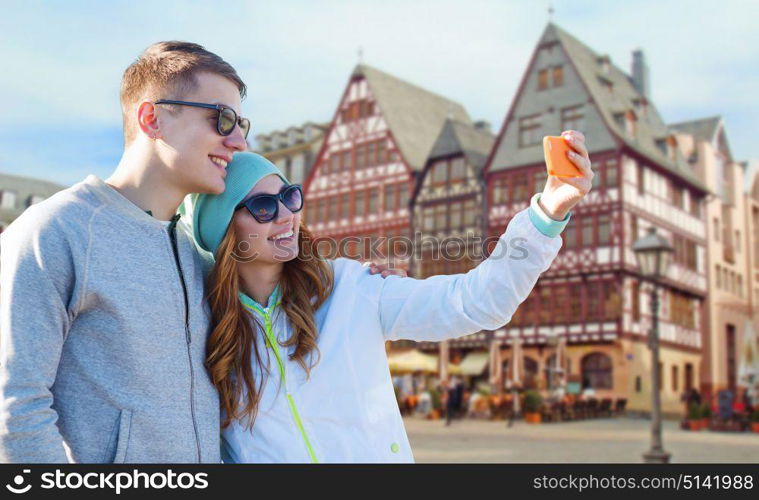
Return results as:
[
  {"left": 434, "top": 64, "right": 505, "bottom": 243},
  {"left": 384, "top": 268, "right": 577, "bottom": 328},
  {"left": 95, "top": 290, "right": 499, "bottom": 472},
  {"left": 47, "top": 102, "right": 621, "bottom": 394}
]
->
[{"left": 188, "top": 131, "right": 592, "bottom": 462}]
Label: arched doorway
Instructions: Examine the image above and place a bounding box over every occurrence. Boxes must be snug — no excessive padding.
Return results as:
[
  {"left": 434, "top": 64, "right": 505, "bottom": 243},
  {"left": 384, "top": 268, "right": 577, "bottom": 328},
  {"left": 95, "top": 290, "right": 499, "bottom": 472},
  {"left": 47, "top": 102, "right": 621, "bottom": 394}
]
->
[{"left": 581, "top": 352, "right": 613, "bottom": 390}]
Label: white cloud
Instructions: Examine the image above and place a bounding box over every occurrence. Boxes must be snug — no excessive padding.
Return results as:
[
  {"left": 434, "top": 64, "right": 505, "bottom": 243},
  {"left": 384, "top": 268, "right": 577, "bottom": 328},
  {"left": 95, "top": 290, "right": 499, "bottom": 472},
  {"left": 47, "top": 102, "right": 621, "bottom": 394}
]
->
[{"left": 1, "top": 0, "right": 757, "bottom": 182}]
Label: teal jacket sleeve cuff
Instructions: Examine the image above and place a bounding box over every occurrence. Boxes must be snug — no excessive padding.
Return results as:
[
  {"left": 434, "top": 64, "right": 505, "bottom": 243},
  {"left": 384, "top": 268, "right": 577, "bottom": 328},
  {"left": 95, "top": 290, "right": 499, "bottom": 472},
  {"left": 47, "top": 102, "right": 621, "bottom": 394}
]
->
[{"left": 528, "top": 193, "right": 571, "bottom": 238}]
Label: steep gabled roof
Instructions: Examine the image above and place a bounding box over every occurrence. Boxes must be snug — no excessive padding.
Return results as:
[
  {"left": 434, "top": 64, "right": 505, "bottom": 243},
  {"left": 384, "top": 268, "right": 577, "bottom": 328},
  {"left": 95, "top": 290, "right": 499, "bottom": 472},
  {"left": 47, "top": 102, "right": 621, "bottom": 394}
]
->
[
  {"left": 428, "top": 119, "right": 495, "bottom": 171},
  {"left": 744, "top": 160, "right": 759, "bottom": 196},
  {"left": 355, "top": 64, "right": 472, "bottom": 172},
  {"left": 669, "top": 116, "right": 722, "bottom": 143},
  {"left": 0, "top": 171, "right": 66, "bottom": 222},
  {"left": 545, "top": 24, "right": 707, "bottom": 192},
  {"left": 670, "top": 115, "right": 733, "bottom": 162}
]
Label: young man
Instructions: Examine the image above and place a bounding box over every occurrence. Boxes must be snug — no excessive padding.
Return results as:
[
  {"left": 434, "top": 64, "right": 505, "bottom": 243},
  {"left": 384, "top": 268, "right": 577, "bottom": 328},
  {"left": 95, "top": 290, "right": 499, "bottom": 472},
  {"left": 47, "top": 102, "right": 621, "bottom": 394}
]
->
[
  {"left": 0, "top": 41, "right": 249, "bottom": 463},
  {"left": 0, "top": 41, "right": 403, "bottom": 464}
]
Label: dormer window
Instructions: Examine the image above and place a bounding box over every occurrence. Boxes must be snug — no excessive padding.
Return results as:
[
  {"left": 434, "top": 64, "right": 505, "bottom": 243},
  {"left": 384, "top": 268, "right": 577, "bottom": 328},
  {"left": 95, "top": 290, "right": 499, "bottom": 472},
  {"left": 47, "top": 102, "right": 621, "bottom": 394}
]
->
[
  {"left": 0, "top": 190, "right": 17, "bottom": 209},
  {"left": 666, "top": 135, "right": 678, "bottom": 161},
  {"left": 597, "top": 55, "right": 611, "bottom": 75},
  {"left": 625, "top": 110, "right": 637, "bottom": 137},
  {"left": 597, "top": 74, "right": 613, "bottom": 93},
  {"left": 27, "top": 195, "right": 45, "bottom": 207},
  {"left": 538, "top": 69, "right": 549, "bottom": 90}
]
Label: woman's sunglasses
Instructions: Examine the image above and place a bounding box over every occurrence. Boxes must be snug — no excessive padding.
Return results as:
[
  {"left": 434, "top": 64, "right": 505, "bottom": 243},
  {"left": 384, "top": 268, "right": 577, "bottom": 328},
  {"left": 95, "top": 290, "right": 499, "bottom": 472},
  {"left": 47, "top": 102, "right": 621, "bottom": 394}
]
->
[
  {"left": 235, "top": 184, "right": 304, "bottom": 223},
  {"left": 154, "top": 100, "right": 251, "bottom": 139}
]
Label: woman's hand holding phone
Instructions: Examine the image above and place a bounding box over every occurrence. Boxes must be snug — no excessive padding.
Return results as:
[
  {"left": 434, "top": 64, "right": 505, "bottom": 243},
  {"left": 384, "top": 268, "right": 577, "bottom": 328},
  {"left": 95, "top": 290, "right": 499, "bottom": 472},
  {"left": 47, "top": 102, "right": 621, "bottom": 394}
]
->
[{"left": 539, "top": 130, "right": 593, "bottom": 221}]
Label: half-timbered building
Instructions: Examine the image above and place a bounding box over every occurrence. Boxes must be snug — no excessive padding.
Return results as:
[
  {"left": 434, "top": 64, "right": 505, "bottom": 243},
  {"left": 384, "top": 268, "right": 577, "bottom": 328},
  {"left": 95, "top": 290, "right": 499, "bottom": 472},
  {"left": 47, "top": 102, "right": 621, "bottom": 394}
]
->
[
  {"left": 303, "top": 64, "right": 473, "bottom": 273},
  {"left": 671, "top": 117, "right": 755, "bottom": 399},
  {"left": 483, "top": 23, "right": 710, "bottom": 414}
]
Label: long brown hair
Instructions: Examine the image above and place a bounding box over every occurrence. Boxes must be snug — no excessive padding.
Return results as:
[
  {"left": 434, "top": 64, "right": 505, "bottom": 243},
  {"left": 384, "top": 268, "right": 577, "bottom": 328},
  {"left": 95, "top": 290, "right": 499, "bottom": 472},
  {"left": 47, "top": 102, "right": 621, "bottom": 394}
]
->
[{"left": 205, "top": 223, "right": 333, "bottom": 429}]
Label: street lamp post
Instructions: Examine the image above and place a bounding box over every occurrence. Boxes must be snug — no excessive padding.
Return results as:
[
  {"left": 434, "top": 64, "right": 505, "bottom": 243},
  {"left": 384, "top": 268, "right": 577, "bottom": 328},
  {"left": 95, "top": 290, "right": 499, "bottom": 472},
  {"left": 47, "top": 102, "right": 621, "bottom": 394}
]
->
[{"left": 633, "top": 227, "right": 674, "bottom": 464}]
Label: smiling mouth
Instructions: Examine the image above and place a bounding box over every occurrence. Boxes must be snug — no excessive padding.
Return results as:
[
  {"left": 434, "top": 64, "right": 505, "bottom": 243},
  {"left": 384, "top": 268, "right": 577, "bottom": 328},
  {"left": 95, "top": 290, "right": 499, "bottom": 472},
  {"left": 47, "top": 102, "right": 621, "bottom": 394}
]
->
[
  {"left": 209, "top": 156, "right": 229, "bottom": 168},
  {"left": 268, "top": 229, "right": 295, "bottom": 242}
]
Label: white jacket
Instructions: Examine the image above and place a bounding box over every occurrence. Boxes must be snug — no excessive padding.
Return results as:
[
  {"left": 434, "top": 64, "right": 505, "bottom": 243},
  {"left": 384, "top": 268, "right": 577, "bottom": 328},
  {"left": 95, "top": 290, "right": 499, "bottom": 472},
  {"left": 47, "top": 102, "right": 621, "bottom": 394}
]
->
[{"left": 221, "top": 207, "right": 563, "bottom": 463}]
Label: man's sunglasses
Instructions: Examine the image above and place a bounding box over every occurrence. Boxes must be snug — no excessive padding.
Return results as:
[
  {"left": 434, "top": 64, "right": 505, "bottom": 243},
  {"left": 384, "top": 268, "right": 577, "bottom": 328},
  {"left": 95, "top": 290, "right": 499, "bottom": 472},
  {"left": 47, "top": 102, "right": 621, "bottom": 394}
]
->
[
  {"left": 154, "top": 100, "right": 251, "bottom": 139},
  {"left": 235, "top": 184, "right": 304, "bottom": 223}
]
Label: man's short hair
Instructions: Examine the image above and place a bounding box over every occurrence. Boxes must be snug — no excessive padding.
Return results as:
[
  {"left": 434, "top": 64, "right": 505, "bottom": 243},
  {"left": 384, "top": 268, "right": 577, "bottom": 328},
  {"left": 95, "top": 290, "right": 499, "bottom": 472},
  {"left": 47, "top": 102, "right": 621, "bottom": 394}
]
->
[{"left": 120, "top": 41, "right": 247, "bottom": 146}]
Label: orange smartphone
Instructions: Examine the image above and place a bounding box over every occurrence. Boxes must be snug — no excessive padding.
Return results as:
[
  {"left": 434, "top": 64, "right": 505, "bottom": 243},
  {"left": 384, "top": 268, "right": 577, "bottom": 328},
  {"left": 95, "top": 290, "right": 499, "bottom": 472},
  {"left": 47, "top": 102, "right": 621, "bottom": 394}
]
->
[{"left": 543, "top": 136, "right": 582, "bottom": 178}]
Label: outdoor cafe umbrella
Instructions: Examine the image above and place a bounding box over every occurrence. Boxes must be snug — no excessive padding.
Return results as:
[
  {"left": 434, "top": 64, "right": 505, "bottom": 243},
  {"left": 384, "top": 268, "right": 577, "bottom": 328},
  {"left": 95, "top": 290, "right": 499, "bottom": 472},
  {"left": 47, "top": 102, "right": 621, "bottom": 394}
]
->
[{"left": 386, "top": 349, "right": 461, "bottom": 375}]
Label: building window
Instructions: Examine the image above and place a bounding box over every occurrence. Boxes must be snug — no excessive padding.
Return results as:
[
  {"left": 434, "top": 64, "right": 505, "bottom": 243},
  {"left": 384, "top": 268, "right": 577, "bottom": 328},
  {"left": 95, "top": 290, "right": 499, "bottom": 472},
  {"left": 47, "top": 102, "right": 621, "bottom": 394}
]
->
[
  {"left": 518, "top": 114, "right": 542, "bottom": 147},
  {"left": 318, "top": 199, "right": 328, "bottom": 222},
  {"left": 0, "top": 190, "right": 17, "bottom": 209},
  {"left": 355, "top": 191, "right": 365, "bottom": 217},
  {"left": 735, "top": 230, "right": 741, "bottom": 253},
  {"left": 355, "top": 143, "right": 366, "bottom": 169},
  {"left": 635, "top": 375, "right": 642, "bottom": 393},
  {"left": 716, "top": 264, "right": 721, "bottom": 289},
  {"left": 434, "top": 204, "right": 447, "bottom": 230},
  {"left": 340, "top": 193, "right": 350, "bottom": 219},
  {"left": 512, "top": 173, "right": 529, "bottom": 202},
  {"left": 637, "top": 165, "right": 645, "bottom": 195},
  {"left": 581, "top": 352, "right": 613, "bottom": 389},
  {"left": 603, "top": 281, "right": 621, "bottom": 320},
  {"left": 605, "top": 159, "right": 619, "bottom": 188},
  {"left": 463, "top": 199, "right": 476, "bottom": 226},
  {"left": 539, "top": 287, "right": 552, "bottom": 324},
  {"left": 368, "top": 188, "right": 379, "bottom": 214},
  {"left": 377, "top": 140, "right": 387, "bottom": 165},
  {"left": 328, "top": 195, "right": 338, "bottom": 221},
  {"left": 328, "top": 154, "right": 339, "bottom": 174},
  {"left": 684, "top": 363, "right": 693, "bottom": 392},
  {"left": 672, "top": 184, "right": 685, "bottom": 210},
  {"left": 561, "top": 104, "right": 584, "bottom": 132},
  {"left": 451, "top": 158, "right": 466, "bottom": 182},
  {"left": 631, "top": 280, "right": 640, "bottom": 322},
  {"left": 492, "top": 177, "right": 508, "bottom": 204},
  {"left": 686, "top": 240, "right": 697, "bottom": 271},
  {"left": 398, "top": 183, "right": 409, "bottom": 209},
  {"left": 591, "top": 161, "right": 601, "bottom": 189},
  {"left": 432, "top": 161, "right": 447, "bottom": 184},
  {"left": 630, "top": 214, "right": 638, "bottom": 242},
  {"left": 563, "top": 218, "right": 577, "bottom": 249},
  {"left": 384, "top": 184, "right": 396, "bottom": 212},
  {"left": 672, "top": 365, "right": 679, "bottom": 392},
  {"left": 670, "top": 291, "right": 695, "bottom": 329},
  {"left": 422, "top": 207, "right": 434, "bottom": 231},
  {"left": 581, "top": 215, "right": 593, "bottom": 246},
  {"left": 690, "top": 196, "right": 701, "bottom": 218},
  {"left": 586, "top": 281, "right": 600, "bottom": 321},
  {"left": 713, "top": 218, "right": 720, "bottom": 242},
  {"left": 367, "top": 142, "right": 376, "bottom": 167},
  {"left": 538, "top": 69, "right": 549, "bottom": 90},
  {"left": 598, "top": 214, "right": 611, "bottom": 245},
  {"left": 552, "top": 65, "right": 564, "bottom": 87},
  {"left": 533, "top": 170, "right": 547, "bottom": 193},
  {"left": 449, "top": 201, "right": 463, "bottom": 229},
  {"left": 27, "top": 195, "right": 45, "bottom": 207}
]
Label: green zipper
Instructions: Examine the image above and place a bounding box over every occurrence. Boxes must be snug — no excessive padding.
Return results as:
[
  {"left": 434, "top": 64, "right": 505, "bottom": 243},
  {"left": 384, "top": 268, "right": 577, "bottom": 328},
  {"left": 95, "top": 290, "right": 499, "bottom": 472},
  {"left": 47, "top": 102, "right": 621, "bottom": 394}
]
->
[{"left": 241, "top": 293, "right": 318, "bottom": 464}]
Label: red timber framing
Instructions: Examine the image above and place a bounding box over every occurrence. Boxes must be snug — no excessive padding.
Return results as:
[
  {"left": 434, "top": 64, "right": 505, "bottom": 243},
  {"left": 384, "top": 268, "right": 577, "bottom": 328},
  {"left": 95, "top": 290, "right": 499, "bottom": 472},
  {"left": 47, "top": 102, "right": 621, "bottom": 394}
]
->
[
  {"left": 477, "top": 26, "right": 709, "bottom": 360},
  {"left": 411, "top": 151, "right": 484, "bottom": 279},
  {"left": 303, "top": 72, "right": 414, "bottom": 270}
]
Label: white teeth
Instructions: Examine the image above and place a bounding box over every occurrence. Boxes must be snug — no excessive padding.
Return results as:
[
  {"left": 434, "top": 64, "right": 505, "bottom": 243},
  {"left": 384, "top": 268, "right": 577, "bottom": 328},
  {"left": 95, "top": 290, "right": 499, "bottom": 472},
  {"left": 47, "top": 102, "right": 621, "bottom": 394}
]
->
[
  {"left": 269, "top": 230, "right": 294, "bottom": 241},
  {"left": 210, "top": 156, "right": 228, "bottom": 168}
]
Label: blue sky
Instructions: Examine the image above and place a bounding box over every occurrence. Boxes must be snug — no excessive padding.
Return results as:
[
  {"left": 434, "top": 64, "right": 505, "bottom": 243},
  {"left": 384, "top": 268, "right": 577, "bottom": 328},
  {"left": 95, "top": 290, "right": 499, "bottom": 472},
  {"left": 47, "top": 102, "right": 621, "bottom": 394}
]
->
[{"left": 1, "top": 0, "right": 757, "bottom": 187}]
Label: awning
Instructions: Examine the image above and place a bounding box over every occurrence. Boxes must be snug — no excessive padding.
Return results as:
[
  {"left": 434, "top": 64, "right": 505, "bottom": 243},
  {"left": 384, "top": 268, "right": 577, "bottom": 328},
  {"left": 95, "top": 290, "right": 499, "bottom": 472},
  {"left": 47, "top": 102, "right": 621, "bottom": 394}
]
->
[
  {"left": 458, "top": 351, "right": 490, "bottom": 376},
  {"left": 387, "top": 350, "right": 461, "bottom": 374}
]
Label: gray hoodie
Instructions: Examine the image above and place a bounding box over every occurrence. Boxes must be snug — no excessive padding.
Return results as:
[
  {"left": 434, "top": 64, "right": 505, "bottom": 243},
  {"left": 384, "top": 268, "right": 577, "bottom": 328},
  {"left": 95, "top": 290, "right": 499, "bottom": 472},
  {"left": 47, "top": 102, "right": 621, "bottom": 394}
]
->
[{"left": 0, "top": 175, "right": 220, "bottom": 463}]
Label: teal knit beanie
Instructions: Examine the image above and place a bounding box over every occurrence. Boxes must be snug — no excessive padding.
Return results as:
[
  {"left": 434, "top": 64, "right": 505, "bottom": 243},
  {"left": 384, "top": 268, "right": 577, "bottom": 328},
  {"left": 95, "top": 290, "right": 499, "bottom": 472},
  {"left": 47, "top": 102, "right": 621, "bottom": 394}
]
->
[{"left": 183, "top": 152, "right": 289, "bottom": 255}]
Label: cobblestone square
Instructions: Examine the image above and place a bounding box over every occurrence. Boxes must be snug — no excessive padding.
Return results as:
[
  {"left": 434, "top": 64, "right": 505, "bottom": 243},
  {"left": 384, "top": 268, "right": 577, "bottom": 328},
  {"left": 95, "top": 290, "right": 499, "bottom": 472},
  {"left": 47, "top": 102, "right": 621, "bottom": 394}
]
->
[{"left": 404, "top": 417, "right": 759, "bottom": 463}]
